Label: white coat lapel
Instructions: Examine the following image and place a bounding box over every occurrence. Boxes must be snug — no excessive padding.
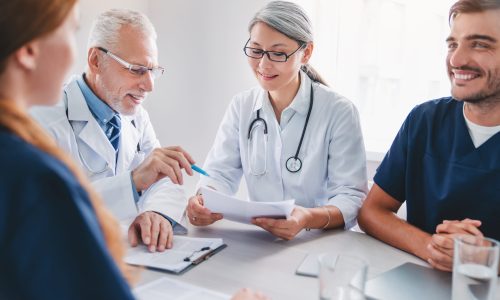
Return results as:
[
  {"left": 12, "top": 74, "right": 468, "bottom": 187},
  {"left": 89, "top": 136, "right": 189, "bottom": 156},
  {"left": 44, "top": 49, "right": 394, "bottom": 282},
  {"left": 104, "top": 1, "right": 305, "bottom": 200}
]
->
[
  {"left": 65, "top": 79, "right": 117, "bottom": 172},
  {"left": 116, "top": 115, "right": 140, "bottom": 174}
]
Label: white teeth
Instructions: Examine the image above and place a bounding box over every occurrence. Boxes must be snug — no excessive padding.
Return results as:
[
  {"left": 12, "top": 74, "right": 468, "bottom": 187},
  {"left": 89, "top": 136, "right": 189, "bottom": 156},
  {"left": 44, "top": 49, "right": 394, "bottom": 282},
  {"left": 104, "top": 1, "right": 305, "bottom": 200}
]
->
[
  {"left": 454, "top": 73, "right": 478, "bottom": 80},
  {"left": 130, "top": 94, "right": 144, "bottom": 100}
]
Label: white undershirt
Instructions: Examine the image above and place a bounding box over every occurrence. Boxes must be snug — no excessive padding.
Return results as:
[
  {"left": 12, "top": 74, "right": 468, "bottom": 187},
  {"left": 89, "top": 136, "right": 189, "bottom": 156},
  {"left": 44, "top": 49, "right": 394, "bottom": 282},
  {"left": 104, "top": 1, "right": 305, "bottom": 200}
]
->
[{"left": 463, "top": 105, "right": 500, "bottom": 148}]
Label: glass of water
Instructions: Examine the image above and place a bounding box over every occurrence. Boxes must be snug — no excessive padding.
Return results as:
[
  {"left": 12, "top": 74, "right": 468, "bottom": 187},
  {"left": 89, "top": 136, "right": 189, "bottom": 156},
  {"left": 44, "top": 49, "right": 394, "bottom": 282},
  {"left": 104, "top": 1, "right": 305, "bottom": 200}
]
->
[
  {"left": 452, "top": 235, "right": 499, "bottom": 300},
  {"left": 318, "top": 254, "right": 367, "bottom": 300}
]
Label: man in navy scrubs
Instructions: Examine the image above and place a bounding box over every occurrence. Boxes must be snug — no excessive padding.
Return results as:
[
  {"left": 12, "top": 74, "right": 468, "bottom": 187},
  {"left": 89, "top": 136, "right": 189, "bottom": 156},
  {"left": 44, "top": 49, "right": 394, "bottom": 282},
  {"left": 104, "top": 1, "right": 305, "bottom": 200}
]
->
[{"left": 358, "top": 0, "right": 500, "bottom": 272}]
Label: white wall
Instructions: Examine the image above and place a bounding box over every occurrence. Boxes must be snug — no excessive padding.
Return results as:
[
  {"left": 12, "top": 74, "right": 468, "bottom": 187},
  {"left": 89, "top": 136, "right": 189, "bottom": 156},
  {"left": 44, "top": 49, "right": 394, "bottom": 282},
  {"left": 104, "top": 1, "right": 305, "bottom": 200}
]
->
[
  {"left": 72, "top": 0, "right": 148, "bottom": 74},
  {"left": 145, "top": 0, "right": 268, "bottom": 192}
]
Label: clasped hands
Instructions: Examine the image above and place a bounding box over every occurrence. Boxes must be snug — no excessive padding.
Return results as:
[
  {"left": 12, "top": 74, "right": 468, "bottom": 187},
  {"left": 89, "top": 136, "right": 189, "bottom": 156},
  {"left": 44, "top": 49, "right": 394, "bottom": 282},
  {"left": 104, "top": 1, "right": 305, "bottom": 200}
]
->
[{"left": 427, "top": 218, "right": 483, "bottom": 271}]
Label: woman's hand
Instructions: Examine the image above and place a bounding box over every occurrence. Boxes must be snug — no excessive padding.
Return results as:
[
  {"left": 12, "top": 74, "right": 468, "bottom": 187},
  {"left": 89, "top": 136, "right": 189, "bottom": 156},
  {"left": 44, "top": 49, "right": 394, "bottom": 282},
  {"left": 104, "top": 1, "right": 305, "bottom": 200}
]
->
[
  {"left": 251, "top": 206, "right": 312, "bottom": 240},
  {"left": 186, "top": 195, "right": 223, "bottom": 226}
]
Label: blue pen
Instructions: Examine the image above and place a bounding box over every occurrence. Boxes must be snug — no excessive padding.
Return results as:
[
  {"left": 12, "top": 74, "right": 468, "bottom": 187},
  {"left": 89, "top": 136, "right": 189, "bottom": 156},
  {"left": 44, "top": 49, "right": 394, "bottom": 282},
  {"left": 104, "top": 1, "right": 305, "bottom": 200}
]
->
[{"left": 191, "top": 164, "right": 210, "bottom": 177}]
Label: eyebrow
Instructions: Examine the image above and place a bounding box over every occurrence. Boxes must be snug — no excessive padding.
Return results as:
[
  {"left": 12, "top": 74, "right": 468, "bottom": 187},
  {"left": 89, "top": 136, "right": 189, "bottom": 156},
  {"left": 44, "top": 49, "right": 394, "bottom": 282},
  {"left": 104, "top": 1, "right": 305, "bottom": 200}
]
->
[
  {"left": 466, "top": 34, "right": 497, "bottom": 43},
  {"left": 446, "top": 34, "right": 497, "bottom": 43},
  {"left": 249, "top": 41, "right": 289, "bottom": 48}
]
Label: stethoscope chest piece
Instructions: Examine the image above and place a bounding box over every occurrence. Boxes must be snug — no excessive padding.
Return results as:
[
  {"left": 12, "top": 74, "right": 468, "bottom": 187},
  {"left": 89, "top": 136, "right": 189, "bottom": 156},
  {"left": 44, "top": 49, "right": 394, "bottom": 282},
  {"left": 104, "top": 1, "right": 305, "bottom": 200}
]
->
[{"left": 286, "top": 157, "right": 302, "bottom": 173}]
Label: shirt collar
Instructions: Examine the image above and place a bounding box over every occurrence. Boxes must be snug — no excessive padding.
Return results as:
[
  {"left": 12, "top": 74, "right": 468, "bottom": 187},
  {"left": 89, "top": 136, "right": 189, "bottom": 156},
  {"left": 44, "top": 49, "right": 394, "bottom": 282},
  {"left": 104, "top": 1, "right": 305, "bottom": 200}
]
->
[
  {"left": 288, "top": 70, "right": 312, "bottom": 116},
  {"left": 76, "top": 73, "right": 117, "bottom": 125},
  {"left": 253, "top": 70, "right": 312, "bottom": 116}
]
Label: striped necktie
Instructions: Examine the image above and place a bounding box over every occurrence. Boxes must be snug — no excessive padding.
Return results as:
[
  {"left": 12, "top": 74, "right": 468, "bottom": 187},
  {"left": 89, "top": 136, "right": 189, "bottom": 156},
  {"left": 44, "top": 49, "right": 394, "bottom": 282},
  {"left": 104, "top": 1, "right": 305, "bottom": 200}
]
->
[{"left": 106, "top": 115, "right": 121, "bottom": 151}]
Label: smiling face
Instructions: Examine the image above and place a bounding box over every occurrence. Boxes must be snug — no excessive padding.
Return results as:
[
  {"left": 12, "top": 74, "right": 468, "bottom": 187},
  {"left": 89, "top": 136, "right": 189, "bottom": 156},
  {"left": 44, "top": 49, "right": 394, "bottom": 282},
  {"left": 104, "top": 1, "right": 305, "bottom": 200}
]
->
[
  {"left": 91, "top": 25, "right": 158, "bottom": 116},
  {"left": 446, "top": 9, "right": 500, "bottom": 103},
  {"left": 247, "top": 22, "right": 311, "bottom": 99}
]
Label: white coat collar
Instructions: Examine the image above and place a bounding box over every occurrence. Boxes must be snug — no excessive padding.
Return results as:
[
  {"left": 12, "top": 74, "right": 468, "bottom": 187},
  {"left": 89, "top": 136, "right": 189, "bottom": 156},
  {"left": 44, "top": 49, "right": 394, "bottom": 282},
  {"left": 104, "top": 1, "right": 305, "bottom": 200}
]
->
[
  {"left": 253, "top": 70, "right": 312, "bottom": 116},
  {"left": 64, "top": 75, "right": 141, "bottom": 172}
]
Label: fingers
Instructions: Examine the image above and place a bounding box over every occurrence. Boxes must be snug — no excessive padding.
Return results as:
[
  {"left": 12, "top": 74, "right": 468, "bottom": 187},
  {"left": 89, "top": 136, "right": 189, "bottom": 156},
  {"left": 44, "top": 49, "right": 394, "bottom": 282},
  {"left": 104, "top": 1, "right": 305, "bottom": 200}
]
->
[
  {"left": 252, "top": 218, "right": 299, "bottom": 240},
  {"left": 187, "top": 196, "right": 222, "bottom": 226},
  {"left": 128, "top": 223, "right": 140, "bottom": 247},
  {"left": 461, "top": 218, "right": 482, "bottom": 227},
  {"left": 161, "top": 146, "right": 194, "bottom": 176},
  {"left": 436, "top": 220, "right": 483, "bottom": 237},
  {"left": 132, "top": 146, "right": 197, "bottom": 190},
  {"left": 166, "top": 145, "right": 196, "bottom": 166},
  {"left": 190, "top": 213, "right": 223, "bottom": 226},
  {"left": 157, "top": 218, "right": 173, "bottom": 251},
  {"left": 148, "top": 217, "right": 160, "bottom": 252},
  {"left": 129, "top": 212, "right": 174, "bottom": 252},
  {"left": 139, "top": 216, "right": 152, "bottom": 246},
  {"left": 152, "top": 153, "right": 183, "bottom": 185},
  {"left": 431, "top": 234, "right": 454, "bottom": 259},
  {"left": 431, "top": 234, "right": 454, "bottom": 251},
  {"left": 428, "top": 258, "right": 452, "bottom": 272},
  {"left": 443, "top": 219, "right": 481, "bottom": 226},
  {"left": 165, "top": 221, "right": 173, "bottom": 249},
  {"left": 427, "top": 243, "right": 453, "bottom": 271}
]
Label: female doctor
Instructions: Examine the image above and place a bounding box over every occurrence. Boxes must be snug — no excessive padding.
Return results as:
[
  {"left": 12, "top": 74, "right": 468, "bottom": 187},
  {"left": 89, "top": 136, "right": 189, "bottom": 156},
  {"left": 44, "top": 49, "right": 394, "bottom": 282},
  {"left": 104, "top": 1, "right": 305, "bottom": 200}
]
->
[{"left": 187, "top": 0, "right": 368, "bottom": 240}]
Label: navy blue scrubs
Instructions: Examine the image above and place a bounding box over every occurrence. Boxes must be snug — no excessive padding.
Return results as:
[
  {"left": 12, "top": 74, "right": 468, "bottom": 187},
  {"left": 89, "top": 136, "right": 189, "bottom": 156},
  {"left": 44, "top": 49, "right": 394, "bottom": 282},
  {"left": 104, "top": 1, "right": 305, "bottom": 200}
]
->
[
  {"left": 374, "top": 97, "right": 500, "bottom": 240},
  {"left": 0, "top": 130, "right": 134, "bottom": 300}
]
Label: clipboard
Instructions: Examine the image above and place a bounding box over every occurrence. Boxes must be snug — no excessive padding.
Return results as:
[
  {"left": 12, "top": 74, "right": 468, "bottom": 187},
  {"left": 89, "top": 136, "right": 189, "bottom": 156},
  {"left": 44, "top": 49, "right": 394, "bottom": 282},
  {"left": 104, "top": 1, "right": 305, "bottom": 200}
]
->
[{"left": 125, "top": 236, "right": 226, "bottom": 274}]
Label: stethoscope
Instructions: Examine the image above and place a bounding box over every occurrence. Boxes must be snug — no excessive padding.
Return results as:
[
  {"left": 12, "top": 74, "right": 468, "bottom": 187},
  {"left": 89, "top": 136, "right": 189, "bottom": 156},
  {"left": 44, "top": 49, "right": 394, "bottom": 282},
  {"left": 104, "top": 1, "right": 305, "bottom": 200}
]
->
[{"left": 247, "top": 84, "right": 314, "bottom": 173}]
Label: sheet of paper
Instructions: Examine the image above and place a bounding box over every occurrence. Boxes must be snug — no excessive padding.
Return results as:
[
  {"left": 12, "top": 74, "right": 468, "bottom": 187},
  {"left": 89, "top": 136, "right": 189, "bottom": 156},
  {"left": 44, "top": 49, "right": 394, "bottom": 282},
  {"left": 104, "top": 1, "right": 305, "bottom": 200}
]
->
[
  {"left": 134, "top": 277, "right": 230, "bottom": 300},
  {"left": 200, "top": 187, "right": 295, "bottom": 224},
  {"left": 125, "top": 235, "right": 224, "bottom": 273}
]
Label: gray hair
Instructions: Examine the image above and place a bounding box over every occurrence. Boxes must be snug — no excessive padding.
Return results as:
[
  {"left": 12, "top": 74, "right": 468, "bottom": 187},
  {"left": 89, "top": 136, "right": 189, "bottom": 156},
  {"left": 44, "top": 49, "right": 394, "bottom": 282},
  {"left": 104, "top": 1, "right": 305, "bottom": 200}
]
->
[
  {"left": 87, "top": 9, "right": 157, "bottom": 50},
  {"left": 249, "top": 1, "right": 327, "bottom": 86}
]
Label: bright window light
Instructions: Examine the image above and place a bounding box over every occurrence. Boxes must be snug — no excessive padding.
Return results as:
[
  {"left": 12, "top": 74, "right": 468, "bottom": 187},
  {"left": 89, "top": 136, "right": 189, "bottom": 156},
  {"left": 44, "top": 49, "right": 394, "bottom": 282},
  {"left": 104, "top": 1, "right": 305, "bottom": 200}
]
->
[{"left": 293, "top": 0, "right": 457, "bottom": 160}]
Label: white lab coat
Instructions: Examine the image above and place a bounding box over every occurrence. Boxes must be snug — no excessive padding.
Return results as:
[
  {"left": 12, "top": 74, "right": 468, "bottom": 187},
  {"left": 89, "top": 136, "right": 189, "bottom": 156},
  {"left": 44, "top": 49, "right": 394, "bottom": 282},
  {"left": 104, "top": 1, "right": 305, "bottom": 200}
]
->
[
  {"left": 31, "top": 76, "right": 187, "bottom": 229},
  {"left": 199, "top": 71, "right": 367, "bottom": 229}
]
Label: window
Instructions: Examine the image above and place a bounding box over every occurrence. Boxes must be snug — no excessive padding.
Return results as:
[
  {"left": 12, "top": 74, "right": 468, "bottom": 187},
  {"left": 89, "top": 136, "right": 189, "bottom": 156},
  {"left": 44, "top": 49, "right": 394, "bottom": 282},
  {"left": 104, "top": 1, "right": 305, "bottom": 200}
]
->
[{"left": 293, "top": 0, "right": 456, "bottom": 159}]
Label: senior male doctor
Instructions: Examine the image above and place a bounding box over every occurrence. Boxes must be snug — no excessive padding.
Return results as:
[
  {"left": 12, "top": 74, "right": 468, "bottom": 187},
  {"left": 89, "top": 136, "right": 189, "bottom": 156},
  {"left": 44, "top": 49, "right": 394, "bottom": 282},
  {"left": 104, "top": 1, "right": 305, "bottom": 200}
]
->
[{"left": 32, "top": 9, "right": 194, "bottom": 253}]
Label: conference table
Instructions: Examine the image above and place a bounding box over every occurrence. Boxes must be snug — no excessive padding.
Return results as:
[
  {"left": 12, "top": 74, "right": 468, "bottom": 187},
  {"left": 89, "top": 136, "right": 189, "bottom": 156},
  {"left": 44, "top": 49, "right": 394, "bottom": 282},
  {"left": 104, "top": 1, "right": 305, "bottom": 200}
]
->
[{"left": 136, "top": 220, "right": 500, "bottom": 299}]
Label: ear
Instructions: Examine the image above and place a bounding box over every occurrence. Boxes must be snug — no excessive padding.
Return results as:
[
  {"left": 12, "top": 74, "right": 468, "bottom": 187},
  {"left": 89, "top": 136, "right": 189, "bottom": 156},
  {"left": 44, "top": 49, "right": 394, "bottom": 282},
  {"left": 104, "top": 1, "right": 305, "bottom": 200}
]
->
[
  {"left": 13, "top": 40, "right": 40, "bottom": 71},
  {"left": 87, "top": 47, "right": 101, "bottom": 73},
  {"left": 301, "top": 42, "right": 314, "bottom": 64}
]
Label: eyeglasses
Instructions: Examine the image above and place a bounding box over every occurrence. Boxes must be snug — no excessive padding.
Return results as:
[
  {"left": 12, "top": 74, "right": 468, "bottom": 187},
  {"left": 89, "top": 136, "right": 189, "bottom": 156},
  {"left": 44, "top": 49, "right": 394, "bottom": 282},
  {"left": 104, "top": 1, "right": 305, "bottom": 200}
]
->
[
  {"left": 97, "top": 47, "right": 165, "bottom": 79},
  {"left": 243, "top": 39, "right": 305, "bottom": 62}
]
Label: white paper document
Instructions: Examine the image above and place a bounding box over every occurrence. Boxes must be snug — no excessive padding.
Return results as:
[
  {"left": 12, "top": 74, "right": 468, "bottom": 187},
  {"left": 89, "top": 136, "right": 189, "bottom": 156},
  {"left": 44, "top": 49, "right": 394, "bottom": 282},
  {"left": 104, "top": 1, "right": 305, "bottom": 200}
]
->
[
  {"left": 125, "top": 235, "right": 225, "bottom": 274},
  {"left": 134, "top": 277, "right": 230, "bottom": 300},
  {"left": 200, "top": 187, "right": 295, "bottom": 224}
]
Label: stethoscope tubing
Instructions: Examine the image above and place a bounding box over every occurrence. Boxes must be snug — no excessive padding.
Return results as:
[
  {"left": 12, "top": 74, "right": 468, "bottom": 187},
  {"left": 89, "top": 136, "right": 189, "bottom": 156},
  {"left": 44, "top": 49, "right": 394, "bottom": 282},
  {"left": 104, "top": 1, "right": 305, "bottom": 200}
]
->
[{"left": 248, "top": 83, "right": 314, "bottom": 173}]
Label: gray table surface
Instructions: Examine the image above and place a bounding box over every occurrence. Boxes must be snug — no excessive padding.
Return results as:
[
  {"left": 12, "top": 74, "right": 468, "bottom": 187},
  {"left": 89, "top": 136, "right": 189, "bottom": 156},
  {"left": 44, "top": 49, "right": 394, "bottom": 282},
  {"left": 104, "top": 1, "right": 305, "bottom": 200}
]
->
[{"left": 136, "top": 220, "right": 500, "bottom": 300}]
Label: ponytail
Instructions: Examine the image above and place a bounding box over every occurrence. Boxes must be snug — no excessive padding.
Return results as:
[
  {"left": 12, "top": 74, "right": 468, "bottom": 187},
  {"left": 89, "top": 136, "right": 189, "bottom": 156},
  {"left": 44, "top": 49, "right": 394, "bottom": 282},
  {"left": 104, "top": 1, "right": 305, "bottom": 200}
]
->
[{"left": 301, "top": 64, "right": 328, "bottom": 87}]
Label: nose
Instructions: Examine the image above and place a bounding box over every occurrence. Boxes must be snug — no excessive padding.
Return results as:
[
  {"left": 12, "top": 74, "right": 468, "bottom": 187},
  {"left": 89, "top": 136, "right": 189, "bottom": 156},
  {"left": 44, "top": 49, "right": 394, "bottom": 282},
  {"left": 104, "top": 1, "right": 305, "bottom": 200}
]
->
[
  {"left": 258, "top": 53, "right": 273, "bottom": 69},
  {"left": 448, "top": 44, "right": 470, "bottom": 68},
  {"left": 139, "top": 70, "right": 154, "bottom": 92}
]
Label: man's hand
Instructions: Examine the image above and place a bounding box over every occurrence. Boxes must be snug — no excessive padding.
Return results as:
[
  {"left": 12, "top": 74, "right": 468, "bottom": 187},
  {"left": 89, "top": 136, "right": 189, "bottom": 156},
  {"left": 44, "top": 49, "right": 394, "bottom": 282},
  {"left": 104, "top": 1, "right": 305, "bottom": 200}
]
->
[
  {"left": 427, "top": 219, "right": 483, "bottom": 271},
  {"left": 251, "top": 206, "right": 312, "bottom": 240},
  {"left": 132, "top": 146, "right": 195, "bottom": 191},
  {"left": 128, "top": 211, "right": 174, "bottom": 252},
  {"left": 186, "top": 195, "right": 223, "bottom": 226}
]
